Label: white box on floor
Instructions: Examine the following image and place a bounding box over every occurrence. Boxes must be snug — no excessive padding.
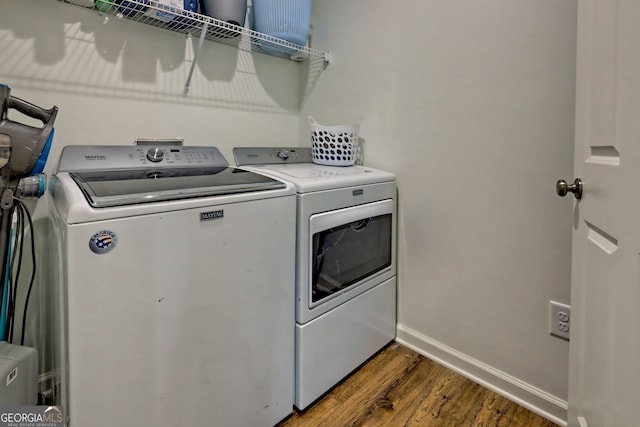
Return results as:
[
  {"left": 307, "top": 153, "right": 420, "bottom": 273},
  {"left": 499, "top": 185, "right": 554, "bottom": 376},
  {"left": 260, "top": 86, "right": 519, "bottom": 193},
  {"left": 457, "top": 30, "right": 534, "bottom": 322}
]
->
[{"left": 0, "top": 341, "right": 38, "bottom": 405}]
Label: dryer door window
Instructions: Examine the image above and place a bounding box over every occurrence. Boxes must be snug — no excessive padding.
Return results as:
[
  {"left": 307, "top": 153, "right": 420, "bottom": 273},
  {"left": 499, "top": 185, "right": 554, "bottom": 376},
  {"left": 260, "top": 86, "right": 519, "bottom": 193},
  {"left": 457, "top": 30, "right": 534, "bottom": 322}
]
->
[{"left": 310, "top": 200, "right": 393, "bottom": 305}]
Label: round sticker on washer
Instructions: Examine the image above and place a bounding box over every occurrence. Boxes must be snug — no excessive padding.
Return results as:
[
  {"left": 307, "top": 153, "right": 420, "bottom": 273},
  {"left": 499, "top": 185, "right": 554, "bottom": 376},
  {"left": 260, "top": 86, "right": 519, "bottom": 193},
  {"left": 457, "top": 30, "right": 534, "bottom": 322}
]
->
[{"left": 89, "top": 230, "right": 117, "bottom": 254}]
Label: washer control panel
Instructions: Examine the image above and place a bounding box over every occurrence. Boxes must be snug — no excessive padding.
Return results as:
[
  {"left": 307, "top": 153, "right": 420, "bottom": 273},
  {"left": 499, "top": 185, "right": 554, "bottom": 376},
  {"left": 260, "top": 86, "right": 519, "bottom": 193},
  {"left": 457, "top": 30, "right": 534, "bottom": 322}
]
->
[{"left": 57, "top": 145, "right": 229, "bottom": 172}]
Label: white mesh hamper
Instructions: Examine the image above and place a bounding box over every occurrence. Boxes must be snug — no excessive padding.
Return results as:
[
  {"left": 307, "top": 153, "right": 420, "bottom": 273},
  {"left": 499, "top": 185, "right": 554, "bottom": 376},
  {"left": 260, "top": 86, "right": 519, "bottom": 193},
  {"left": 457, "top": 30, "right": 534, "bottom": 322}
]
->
[{"left": 309, "top": 116, "right": 361, "bottom": 167}]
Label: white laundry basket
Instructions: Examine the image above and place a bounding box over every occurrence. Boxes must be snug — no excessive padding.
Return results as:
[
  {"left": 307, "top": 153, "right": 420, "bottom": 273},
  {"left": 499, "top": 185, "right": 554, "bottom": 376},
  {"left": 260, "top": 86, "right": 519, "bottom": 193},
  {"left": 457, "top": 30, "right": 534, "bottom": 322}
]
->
[{"left": 309, "top": 116, "right": 361, "bottom": 167}]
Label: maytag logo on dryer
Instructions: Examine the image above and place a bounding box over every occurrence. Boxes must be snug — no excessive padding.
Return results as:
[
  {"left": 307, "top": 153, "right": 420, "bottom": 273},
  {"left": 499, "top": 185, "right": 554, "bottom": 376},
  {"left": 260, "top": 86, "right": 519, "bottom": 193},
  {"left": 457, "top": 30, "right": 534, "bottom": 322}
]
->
[
  {"left": 84, "top": 154, "right": 107, "bottom": 160},
  {"left": 353, "top": 189, "right": 364, "bottom": 196},
  {"left": 89, "top": 230, "right": 117, "bottom": 254},
  {"left": 200, "top": 210, "right": 224, "bottom": 221}
]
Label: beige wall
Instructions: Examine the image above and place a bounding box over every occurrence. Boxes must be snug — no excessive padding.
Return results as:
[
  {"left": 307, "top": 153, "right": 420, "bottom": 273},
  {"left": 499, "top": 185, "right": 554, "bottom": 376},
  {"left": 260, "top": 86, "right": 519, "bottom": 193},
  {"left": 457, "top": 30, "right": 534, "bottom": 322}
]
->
[
  {"left": 2, "top": 0, "right": 576, "bottom": 423},
  {"left": 303, "top": 0, "right": 576, "bottom": 423}
]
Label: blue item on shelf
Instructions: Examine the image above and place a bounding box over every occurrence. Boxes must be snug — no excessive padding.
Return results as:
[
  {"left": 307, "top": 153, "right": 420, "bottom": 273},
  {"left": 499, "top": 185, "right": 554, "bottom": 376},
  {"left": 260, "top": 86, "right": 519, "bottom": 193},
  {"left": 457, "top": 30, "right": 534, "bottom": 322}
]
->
[
  {"left": 252, "top": 0, "right": 312, "bottom": 48},
  {"left": 164, "top": 0, "right": 200, "bottom": 30}
]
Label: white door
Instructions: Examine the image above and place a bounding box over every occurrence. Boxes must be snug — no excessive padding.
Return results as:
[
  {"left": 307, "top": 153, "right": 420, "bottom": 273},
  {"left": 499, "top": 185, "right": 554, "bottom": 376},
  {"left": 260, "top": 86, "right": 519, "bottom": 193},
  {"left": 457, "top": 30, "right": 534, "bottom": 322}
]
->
[{"left": 566, "top": 1, "right": 640, "bottom": 426}]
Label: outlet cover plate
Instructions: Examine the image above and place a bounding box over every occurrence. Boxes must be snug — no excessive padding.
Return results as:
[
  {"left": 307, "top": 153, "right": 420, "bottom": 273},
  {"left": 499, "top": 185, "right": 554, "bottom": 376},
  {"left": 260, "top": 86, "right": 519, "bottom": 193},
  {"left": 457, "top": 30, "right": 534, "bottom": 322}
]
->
[{"left": 549, "top": 300, "right": 571, "bottom": 340}]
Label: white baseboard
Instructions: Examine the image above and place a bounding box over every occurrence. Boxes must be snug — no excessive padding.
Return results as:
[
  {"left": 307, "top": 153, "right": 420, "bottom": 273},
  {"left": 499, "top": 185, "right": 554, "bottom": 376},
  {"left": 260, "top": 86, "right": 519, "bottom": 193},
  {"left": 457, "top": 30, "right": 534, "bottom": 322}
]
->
[{"left": 396, "top": 323, "right": 567, "bottom": 426}]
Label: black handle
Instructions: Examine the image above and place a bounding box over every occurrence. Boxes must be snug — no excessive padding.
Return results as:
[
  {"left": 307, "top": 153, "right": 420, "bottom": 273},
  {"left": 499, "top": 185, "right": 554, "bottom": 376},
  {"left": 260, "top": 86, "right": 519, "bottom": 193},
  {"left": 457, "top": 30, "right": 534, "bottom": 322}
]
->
[{"left": 7, "top": 96, "right": 58, "bottom": 124}]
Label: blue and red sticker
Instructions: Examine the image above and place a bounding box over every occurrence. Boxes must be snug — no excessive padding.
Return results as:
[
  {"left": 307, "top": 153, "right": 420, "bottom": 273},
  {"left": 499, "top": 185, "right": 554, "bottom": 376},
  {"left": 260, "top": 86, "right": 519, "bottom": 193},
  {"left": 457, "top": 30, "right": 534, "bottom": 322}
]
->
[{"left": 89, "top": 230, "right": 118, "bottom": 254}]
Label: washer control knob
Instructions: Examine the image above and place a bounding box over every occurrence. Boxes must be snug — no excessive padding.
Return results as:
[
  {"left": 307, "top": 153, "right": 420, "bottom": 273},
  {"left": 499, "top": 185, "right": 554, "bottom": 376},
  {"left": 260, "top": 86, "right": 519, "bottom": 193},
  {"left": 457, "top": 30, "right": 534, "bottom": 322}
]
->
[
  {"left": 277, "top": 150, "right": 290, "bottom": 160},
  {"left": 146, "top": 148, "right": 164, "bottom": 163}
]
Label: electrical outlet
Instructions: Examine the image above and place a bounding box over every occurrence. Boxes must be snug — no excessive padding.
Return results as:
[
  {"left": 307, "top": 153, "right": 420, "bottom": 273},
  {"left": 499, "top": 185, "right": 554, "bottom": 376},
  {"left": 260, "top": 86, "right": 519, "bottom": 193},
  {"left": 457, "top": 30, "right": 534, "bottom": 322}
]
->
[{"left": 549, "top": 300, "right": 571, "bottom": 340}]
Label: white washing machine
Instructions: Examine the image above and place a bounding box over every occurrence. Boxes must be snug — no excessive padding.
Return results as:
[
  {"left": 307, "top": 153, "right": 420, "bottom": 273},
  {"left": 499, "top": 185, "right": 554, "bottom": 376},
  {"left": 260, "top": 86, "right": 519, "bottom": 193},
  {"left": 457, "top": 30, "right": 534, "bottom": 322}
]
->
[
  {"left": 49, "top": 144, "right": 296, "bottom": 427},
  {"left": 234, "top": 147, "right": 397, "bottom": 410}
]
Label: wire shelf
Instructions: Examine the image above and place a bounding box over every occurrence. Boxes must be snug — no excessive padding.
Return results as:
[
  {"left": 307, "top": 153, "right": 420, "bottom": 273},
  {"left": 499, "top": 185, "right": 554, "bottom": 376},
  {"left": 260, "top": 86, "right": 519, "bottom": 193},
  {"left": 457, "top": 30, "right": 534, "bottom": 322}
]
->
[{"left": 57, "top": 0, "right": 332, "bottom": 96}]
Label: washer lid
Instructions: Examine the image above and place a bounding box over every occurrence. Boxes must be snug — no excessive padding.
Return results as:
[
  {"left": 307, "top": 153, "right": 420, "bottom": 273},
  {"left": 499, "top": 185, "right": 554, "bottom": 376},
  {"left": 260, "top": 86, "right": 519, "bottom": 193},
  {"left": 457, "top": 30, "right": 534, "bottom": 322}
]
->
[{"left": 70, "top": 167, "right": 286, "bottom": 207}]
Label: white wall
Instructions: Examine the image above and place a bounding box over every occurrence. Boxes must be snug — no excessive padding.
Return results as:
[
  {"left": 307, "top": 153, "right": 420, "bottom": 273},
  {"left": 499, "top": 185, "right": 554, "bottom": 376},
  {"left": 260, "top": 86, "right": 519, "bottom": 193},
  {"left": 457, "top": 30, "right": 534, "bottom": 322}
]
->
[
  {"left": 0, "top": 0, "right": 304, "bottom": 381},
  {"left": 303, "top": 0, "right": 576, "bottom": 424},
  {"left": 2, "top": 0, "right": 577, "bottom": 423},
  {"left": 0, "top": 0, "right": 303, "bottom": 168}
]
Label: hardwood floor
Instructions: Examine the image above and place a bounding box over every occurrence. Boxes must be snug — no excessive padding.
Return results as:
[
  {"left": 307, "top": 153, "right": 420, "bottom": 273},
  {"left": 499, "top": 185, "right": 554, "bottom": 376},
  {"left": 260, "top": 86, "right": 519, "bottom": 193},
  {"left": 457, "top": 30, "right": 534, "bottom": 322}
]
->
[{"left": 277, "top": 343, "right": 559, "bottom": 427}]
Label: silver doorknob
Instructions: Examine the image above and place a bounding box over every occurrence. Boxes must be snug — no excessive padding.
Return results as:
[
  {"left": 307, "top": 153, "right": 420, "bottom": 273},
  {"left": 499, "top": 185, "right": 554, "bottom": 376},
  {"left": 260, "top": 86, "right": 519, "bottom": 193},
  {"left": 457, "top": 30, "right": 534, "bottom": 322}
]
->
[{"left": 556, "top": 178, "right": 583, "bottom": 199}]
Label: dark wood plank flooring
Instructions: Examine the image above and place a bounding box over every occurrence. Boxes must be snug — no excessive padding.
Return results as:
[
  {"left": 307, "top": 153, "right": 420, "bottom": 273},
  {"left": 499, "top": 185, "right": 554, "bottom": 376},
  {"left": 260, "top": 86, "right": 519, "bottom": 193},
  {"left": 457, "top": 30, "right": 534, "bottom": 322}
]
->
[{"left": 277, "top": 343, "right": 559, "bottom": 427}]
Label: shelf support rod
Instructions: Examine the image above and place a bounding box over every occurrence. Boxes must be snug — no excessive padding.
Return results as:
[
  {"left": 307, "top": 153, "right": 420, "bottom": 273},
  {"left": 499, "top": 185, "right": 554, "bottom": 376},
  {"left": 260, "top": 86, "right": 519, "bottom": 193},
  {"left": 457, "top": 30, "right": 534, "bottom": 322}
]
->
[{"left": 184, "top": 21, "right": 209, "bottom": 94}]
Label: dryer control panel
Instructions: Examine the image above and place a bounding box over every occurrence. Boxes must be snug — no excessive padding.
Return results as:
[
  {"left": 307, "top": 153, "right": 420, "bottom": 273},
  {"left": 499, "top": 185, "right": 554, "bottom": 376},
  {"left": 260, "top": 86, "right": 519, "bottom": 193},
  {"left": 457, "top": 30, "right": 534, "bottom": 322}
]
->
[{"left": 233, "top": 147, "right": 313, "bottom": 166}]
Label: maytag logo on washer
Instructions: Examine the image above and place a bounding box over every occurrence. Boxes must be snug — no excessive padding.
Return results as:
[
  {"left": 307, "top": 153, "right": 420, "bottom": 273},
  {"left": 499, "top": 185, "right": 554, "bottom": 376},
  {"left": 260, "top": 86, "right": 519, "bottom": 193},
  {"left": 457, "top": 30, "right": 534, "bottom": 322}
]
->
[
  {"left": 89, "top": 230, "right": 118, "bottom": 254},
  {"left": 200, "top": 210, "right": 224, "bottom": 221}
]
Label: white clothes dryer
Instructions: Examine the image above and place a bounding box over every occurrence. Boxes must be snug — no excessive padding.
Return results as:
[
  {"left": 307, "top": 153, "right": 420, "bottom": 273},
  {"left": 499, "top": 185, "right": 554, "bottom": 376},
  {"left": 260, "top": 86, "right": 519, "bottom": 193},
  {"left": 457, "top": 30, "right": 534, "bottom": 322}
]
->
[
  {"left": 234, "top": 147, "right": 397, "bottom": 410},
  {"left": 49, "top": 145, "right": 296, "bottom": 427}
]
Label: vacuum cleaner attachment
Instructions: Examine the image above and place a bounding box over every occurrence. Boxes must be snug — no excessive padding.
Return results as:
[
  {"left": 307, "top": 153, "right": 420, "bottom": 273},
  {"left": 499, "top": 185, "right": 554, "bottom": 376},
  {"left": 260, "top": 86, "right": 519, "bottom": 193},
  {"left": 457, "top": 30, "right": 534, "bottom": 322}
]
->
[{"left": 0, "top": 84, "right": 58, "bottom": 182}]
